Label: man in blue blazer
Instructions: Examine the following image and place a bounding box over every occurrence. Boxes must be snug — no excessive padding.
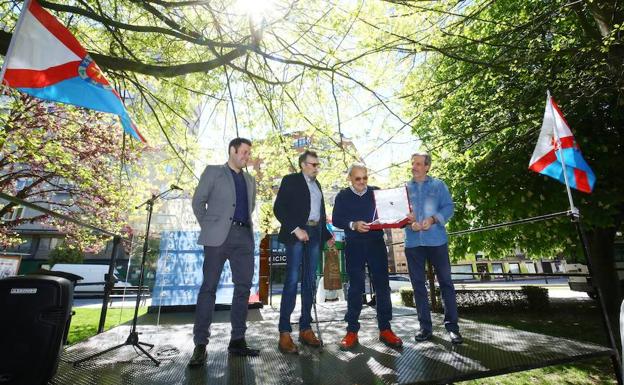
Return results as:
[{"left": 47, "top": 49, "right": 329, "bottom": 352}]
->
[
  {"left": 188, "top": 138, "right": 258, "bottom": 367},
  {"left": 273, "top": 150, "right": 333, "bottom": 354}
]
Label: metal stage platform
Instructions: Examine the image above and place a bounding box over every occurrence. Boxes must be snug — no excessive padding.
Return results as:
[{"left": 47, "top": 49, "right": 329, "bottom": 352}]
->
[{"left": 52, "top": 304, "right": 613, "bottom": 385}]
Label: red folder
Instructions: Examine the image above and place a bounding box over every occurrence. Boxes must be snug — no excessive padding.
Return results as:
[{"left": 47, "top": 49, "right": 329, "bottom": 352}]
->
[{"left": 368, "top": 217, "right": 410, "bottom": 230}]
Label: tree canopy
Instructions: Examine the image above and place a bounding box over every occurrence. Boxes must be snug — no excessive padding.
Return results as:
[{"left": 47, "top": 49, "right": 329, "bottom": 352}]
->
[
  {"left": 0, "top": 91, "right": 142, "bottom": 250},
  {"left": 385, "top": 0, "right": 623, "bottom": 309},
  {"left": 1, "top": 0, "right": 622, "bottom": 309}
]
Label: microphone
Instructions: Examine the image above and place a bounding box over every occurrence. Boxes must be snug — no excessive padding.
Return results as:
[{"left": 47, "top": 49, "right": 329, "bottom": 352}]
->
[{"left": 170, "top": 184, "right": 183, "bottom": 191}]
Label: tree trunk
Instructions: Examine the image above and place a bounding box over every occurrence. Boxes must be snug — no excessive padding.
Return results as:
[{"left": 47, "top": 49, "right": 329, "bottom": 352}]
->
[{"left": 587, "top": 226, "right": 621, "bottom": 316}]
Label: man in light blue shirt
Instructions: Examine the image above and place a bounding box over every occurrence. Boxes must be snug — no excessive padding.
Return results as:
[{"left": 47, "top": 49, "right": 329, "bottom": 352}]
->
[{"left": 405, "top": 152, "right": 462, "bottom": 344}]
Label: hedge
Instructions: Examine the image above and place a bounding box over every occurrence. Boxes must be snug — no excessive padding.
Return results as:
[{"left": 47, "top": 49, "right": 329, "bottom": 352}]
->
[{"left": 399, "top": 286, "right": 549, "bottom": 312}]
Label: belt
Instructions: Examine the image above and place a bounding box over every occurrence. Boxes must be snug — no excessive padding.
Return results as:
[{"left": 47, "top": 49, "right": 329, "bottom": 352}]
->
[
  {"left": 306, "top": 220, "right": 319, "bottom": 226},
  {"left": 232, "top": 220, "right": 250, "bottom": 228}
]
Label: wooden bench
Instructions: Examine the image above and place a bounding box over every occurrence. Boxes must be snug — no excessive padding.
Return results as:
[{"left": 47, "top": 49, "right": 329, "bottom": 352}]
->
[{"left": 107, "top": 286, "right": 151, "bottom": 307}]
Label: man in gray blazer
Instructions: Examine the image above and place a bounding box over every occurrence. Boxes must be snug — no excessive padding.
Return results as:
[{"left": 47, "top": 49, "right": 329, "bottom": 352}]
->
[{"left": 188, "top": 138, "right": 258, "bottom": 367}]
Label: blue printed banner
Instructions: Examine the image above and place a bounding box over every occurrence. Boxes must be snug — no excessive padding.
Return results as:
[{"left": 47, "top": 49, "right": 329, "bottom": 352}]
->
[{"left": 151, "top": 230, "right": 260, "bottom": 306}]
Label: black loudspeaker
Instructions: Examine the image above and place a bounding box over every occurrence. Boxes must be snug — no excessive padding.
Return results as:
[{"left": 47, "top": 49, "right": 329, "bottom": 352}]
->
[{"left": 0, "top": 275, "right": 73, "bottom": 385}]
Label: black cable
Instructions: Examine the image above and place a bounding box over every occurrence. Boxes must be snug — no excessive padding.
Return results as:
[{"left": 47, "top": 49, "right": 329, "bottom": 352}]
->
[{"left": 447, "top": 210, "right": 571, "bottom": 236}]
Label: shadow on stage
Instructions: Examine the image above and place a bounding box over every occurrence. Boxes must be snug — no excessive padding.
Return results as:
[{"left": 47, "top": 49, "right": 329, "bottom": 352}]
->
[{"left": 52, "top": 303, "right": 613, "bottom": 385}]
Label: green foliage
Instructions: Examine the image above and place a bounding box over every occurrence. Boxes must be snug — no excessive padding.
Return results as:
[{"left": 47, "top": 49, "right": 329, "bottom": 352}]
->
[
  {"left": 395, "top": 0, "right": 623, "bottom": 261},
  {"left": 48, "top": 244, "right": 84, "bottom": 266}
]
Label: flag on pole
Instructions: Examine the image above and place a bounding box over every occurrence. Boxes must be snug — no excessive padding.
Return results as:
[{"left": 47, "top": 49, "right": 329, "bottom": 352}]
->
[
  {"left": 529, "top": 94, "right": 595, "bottom": 193},
  {"left": 0, "top": 0, "right": 146, "bottom": 142}
]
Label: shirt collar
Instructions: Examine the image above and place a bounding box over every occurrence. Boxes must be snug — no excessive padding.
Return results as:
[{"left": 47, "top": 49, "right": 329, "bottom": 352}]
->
[
  {"left": 410, "top": 176, "right": 431, "bottom": 185},
  {"left": 303, "top": 173, "right": 315, "bottom": 183},
  {"left": 349, "top": 186, "right": 368, "bottom": 196},
  {"left": 227, "top": 163, "right": 242, "bottom": 174}
]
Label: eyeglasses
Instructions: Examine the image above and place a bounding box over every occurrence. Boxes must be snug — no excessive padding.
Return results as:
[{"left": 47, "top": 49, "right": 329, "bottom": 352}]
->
[
  {"left": 306, "top": 162, "right": 321, "bottom": 168},
  {"left": 354, "top": 176, "right": 368, "bottom": 182}
]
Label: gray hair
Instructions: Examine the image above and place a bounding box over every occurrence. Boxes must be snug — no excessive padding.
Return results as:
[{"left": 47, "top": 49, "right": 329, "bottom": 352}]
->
[
  {"left": 411, "top": 152, "right": 431, "bottom": 166},
  {"left": 347, "top": 163, "right": 367, "bottom": 176}
]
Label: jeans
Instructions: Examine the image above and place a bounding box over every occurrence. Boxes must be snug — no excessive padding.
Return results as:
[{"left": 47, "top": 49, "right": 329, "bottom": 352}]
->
[
  {"left": 278, "top": 225, "right": 321, "bottom": 333},
  {"left": 405, "top": 244, "right": 459, "bottom": 333}
]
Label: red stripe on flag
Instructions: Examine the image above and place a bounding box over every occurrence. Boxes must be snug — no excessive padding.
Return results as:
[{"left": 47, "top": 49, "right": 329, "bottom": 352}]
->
[
  {"left": 559, "top": 136, "right": 575, "bottom": 149},
  {"left": 574, "top": 168, "right": 591, "bottom": 193},
  {"left": 28, "top": 0, "right": 87, "bottom": 59},
  {"left": 529, "top": 150, "right": 557, "bottom": 173},
  {"left": 129, "top": 121, "right": 147, "bottom": 143},
  {"left": 4, "top": 61, "right": 80, "bottom": 88}
]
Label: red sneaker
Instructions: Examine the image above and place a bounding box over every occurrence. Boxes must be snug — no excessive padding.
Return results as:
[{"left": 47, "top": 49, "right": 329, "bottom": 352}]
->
[
  {"left": 339, "top": 331, "right": 358, "bottom": 350},
  {"left": 379, "top": 329, "right": 403, "bottom": 348}
]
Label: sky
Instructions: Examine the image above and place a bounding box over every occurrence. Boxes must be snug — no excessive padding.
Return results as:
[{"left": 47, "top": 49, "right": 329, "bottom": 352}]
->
[{"left": 194, "top": 95, "right": 420, "bottom": 183}]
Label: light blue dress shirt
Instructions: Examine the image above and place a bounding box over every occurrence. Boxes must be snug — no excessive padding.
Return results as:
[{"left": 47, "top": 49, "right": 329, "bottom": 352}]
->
[{"left": 304, "top": 174, "right": 321, "bottom": 222}]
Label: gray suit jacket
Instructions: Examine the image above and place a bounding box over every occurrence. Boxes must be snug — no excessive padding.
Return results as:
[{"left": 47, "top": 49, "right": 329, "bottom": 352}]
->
[{"left": 192, "top": 163, "right": 256, "bottom": 246}]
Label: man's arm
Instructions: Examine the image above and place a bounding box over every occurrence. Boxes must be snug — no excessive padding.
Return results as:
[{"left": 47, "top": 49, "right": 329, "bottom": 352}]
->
[
  {"left": 434, "top": 181, "right": 454, "bottom": 225},
  {"left": 249, "top": 174, "right": 257, "bottom": 213},
  {"left": 273, "top": 175, "right": 296, "bottom": 232},
  {"left": 192, "top": 166, "right": 214, "bottom": 222},
  {"left": 331, "top": 190, "right": 349, "bottom": 231}
]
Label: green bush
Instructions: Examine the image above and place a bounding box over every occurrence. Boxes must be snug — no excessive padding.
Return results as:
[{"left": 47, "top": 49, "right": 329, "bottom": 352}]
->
[
  {"left": 521, "top": 286, "right": 550, "bottom": 311},
  {"left": 399, "top": 286, "right": 550, "bottom": 312},
  {"left": 400, "top": 287, "right": 415, "bottom": 308},
  {"left": 48, "top": 244, "right": 84, "bottom": 266}
]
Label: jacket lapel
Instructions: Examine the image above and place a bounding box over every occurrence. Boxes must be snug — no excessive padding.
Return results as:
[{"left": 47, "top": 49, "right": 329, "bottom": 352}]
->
[{"left": 222, "top": 164, "right": 236, "bottom": 198}]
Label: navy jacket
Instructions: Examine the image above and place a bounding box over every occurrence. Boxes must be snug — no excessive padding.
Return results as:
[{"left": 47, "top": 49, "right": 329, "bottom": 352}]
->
[
  {"left": 273, "top": 172, "right": 332, "bottom": 245},
  {"left": 332, "top": 186, "right": 384, "bottom": 241}
]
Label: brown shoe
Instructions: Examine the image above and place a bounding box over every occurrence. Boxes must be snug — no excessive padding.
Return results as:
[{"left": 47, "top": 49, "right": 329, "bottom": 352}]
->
[
  {"left": 278, "top": 332, "right": 299, "bottom": 354},
  {"left": 298, "top": 329, "right": 321, "bottom": 347}
]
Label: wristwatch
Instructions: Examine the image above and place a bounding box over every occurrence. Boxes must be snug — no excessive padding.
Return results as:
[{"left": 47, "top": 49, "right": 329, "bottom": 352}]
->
[{"left": 349, "top": 221, "right": 355, "bottom": 230}]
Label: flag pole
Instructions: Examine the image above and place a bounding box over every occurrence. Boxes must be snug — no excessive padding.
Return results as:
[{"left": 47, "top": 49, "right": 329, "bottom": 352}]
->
[
  {"left": 0, "top": 0, "right": 33, "bottom": 85},
  {"left": 547, "top": 91, "right": 623, "bottom": 384}
]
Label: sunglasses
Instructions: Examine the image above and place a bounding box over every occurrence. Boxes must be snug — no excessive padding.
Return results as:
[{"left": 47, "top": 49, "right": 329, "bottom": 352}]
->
[
  {"left": 306, "top": 162, "right": 321, "bottom": 168},
  {"left": 354, "top": 176, "right": 368, "bottom": 182}
]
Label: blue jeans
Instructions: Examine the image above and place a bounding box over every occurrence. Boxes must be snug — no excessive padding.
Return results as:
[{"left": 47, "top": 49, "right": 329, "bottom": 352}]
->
[
  {"left": 344, "top": 238, "right": 392, "bottom": 332},
  {"left": 278, "top": 225, "right": 321, "bottom": 333},
  {"left": 405, "top": 244, "right": 459, "bottom": 333}
]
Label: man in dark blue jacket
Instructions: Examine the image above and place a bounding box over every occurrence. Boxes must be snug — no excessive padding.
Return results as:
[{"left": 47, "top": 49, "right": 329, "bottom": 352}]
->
[
  {"left": 332, "top": 164, "right": 402, "bottom": 350},
  {"left": 273, "top": 150, "right": 334, "bottom": 354}
]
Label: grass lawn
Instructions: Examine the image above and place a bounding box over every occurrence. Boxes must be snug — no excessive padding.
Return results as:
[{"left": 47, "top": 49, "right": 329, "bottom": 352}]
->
[
  {"left": 68, "top": 306, "right": 148, "bottom": 345},
  {"left": 457, "top": 298, "right": 618, "bottom": 384}
]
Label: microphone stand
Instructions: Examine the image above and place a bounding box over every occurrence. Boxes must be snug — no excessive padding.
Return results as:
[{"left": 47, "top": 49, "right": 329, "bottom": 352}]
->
[{"left": 74, "top": 186, "right": 180, "bottom": 366}]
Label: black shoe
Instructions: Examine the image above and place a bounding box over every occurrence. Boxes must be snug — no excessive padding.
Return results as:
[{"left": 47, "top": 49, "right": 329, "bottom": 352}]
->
[
  {"left": 188, "top": 344, "right": 207, "bottom": 367},
  {"left": 448, "top": 331, "right": 463, "bottom": 345},
  {"left": 228, "top": 338, "right": 260, "bottom": 356},
  {"left": 414, "top": 330, "right": 433, "bottom": 342}
]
